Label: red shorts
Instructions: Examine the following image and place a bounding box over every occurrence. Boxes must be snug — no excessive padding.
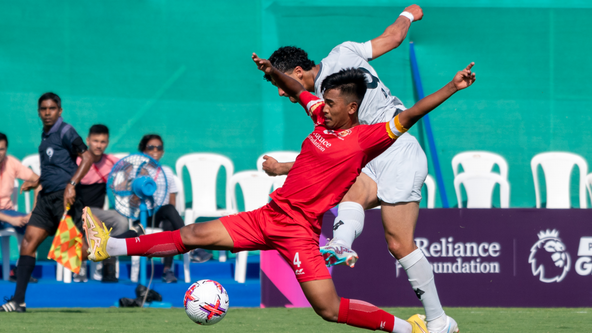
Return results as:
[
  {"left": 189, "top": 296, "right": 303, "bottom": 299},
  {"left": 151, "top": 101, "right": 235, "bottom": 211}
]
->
[{"left": 220, "top": 201, "right": 331, "bottom": 283}]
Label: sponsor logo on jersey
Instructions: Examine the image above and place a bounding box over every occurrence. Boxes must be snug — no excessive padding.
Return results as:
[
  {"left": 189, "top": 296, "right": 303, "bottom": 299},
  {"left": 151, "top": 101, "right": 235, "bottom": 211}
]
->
[
  {"left": 529, "top": 229, "right": 570, "bottom": 283},
  {"left": 323, "top": 129, "right": 351, "bottom": 139},
  {"left": 295, "top": 268, "right": 305, "bottom": 275},
  {"left": 307, "top": 132, "right": 332, "bottom": 152}
]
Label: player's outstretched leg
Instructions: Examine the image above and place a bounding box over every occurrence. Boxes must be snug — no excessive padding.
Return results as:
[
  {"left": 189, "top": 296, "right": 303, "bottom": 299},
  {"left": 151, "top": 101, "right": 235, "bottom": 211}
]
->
[
  {"left": 321, "top": 174, "right": 378, "bottom": 267},
  {"left": 82, "top": 207, "right": 232, "bottom": 261},
  {"left": 300, "top": 279, "right": 427, "bottom": 333},
  {"left": 382, "top": 202, "right": 458, "bottom": 333}
]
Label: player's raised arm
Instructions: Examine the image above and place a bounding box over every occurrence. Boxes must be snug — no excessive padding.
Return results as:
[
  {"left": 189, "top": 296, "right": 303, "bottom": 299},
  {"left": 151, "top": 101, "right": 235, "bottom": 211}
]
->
[
  {"left": 252, "top": 53, "right": 305, "bottom": 98},
  {"left": 398, "top": 63, "right": 476, "bottom": 129},
  {"left": 371, "top": 4, "right": 423, "bottom": 60}
]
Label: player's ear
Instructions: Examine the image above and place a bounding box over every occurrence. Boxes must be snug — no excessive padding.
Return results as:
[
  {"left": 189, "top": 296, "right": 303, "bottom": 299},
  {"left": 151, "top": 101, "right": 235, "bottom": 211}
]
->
[
  {"left": 294, "top": 66, "right": 304, "bottom": 79},
  {"left": 348, "top": 101, "right": 359, "bottom": 115}
]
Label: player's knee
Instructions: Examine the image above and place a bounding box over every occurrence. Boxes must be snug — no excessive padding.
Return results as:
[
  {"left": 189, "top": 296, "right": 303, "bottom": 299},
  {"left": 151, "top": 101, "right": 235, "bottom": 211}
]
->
[
  {"left": 386, "top": 237, "right": 415, "bottom": 260},
  {"left": 19, "top": 238, "right": 36, "bottom": 256},
  {"left": 313, "top": 306, "right": 339, "bottom": 322},
  {"left": 180, "top": 224, "right": 200, "bottom": 244}
]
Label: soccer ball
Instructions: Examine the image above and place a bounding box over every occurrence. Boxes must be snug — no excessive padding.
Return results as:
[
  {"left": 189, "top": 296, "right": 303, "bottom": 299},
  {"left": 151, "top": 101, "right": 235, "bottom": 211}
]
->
[{"left": 184, "top": 279, "right": 229, "bottom": 325}]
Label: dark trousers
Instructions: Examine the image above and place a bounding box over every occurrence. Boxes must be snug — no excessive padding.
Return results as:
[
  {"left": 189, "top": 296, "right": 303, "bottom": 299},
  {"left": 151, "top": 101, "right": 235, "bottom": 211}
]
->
[{"left": 151, "top": 204, "right": 184, "bottom": 269}]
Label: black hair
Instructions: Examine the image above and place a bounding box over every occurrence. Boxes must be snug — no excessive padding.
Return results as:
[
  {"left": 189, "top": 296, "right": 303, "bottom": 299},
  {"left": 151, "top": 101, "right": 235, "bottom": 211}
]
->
[
  {"left": 320, "top": 68, "right": 368, "bottom": 105},
  {"left": 264, "top": 46, "right": 315, "bottom": 82},
  {"left": 89, "top": 124, "right": 109, "bottom": 136},
  {"left": 38, "top": 92, "right": 61, "bottom": 109},
  {"left": 138, "top": 134, "right": 163, "bottom": 152},
  {"left": 0, "top": 132, "right": 7, "bottom": 148}
]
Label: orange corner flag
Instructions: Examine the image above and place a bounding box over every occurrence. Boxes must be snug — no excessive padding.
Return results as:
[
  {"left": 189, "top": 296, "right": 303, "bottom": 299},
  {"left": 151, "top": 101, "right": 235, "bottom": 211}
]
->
[{"left": 47, "top": 207, "right": 83, "bottom": 274}]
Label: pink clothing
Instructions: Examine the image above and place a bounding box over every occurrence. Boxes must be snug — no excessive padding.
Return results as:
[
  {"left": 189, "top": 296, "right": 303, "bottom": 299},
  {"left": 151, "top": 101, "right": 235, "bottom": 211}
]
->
[
  {"left": 0, "top": 155, "right": 35, "bottom": 210},
  {"left": 78, "top": 154, "right": 119, "bottom": 185}
]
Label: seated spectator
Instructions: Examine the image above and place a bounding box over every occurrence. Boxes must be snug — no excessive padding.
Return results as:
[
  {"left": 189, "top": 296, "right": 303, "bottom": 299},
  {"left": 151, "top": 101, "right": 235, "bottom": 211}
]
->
[
  {"left": 76, "top": 124, "right": 134, "bottom": 282},
  {"left": 139, "top": 134, "right": 212, "bottom": 283},
  {"left": 0, "top": 133, "right": 40, "bottom": 282}
]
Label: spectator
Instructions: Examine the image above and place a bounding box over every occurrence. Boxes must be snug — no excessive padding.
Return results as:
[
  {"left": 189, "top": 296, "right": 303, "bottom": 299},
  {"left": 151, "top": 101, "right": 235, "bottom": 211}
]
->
[
  {"left": 76, "top": 124, "right": 135, "bottom": 283},
  {"left": 1, "top": 92, "right": 93, "bottom": 313},
  {"left": 139, "top": 134, "right": 211, "bottom": 283},
  {"left": 0, "top": 133, "right": 41, "bottom": 282}
]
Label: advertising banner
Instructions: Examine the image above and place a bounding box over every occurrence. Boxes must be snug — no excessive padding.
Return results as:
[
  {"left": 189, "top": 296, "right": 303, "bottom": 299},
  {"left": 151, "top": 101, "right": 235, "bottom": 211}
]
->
[{"left": 261, "top": 209, "right": 592, "bottom": 307}]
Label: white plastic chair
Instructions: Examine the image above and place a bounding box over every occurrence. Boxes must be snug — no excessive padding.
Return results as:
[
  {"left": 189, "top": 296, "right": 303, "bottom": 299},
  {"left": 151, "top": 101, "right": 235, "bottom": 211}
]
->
[
  {"left": 176, "top": 153, "right": 234, "bottom": 263},
  {"left": 21, "top": 154, "right": 40, "bottom": 214},
  {"left": 227, "top": 171, "right": 275, "bottom": 283},
  {"left": 531, "top": 152, "right": 588, "bottom": 209},
  {"left": 0, "top": 226, "right": 17, "bottom": 281},
  {"left": 452, "top": 151, "right": 508, "bottom": 178},
  {"left": 1, "top": 180, "right": 24, "bottom": 281},
  {"left": 111, "top": 153, "right": 129, "bottom": 160},
  {"left": 256, "top": 151, "right": 299, "bottom": 190},
  {"left": 173, "top": 174, "right": 186, "bottom": 216},
  {"left": 586, "top": 173, "right": 592, "bottom": 208},
  {"left": 423, "top": 175, "right": 436, "bottom": 209},
  {"left": 454, "top": 173, "right": 510, "bottom": 208},
  {"left": 172, "top": 174, "right": 190, "bottom": 282}
]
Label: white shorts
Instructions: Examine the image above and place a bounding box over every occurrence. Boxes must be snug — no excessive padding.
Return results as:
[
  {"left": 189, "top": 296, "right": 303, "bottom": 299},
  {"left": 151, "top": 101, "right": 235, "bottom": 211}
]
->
[{"left": 361, "top": 132, "right": 428, "bottom": 204}]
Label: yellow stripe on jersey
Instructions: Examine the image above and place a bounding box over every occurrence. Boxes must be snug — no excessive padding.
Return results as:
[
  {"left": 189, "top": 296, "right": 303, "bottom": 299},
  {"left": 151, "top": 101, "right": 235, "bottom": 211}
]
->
[
  {"left": 309, "top": 101, "right": 323, "bottom": 116},
  {"left": 386, "top": 115, "right": 409, "bottom": 139},
  {"left": 386, "top": 120, "right": 397, "bottom": 139}
]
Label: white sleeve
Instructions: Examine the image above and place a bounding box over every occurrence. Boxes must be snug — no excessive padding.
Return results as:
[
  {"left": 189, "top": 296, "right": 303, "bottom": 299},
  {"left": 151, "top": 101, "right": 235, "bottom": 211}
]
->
[
  {"left": 334, "top": 41, "right": 373, "bottom": 61},
  {"left": 163, "top": 166, "right": 178, "bottom": 194}
]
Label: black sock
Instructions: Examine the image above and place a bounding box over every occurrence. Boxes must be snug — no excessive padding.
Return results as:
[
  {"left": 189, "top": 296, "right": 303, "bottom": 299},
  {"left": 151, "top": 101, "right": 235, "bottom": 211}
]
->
[
  {"left": 164, "top": 256, "right": 173, "bottom": 271},
  {"left": 113, "top": 230, "right": 138, "bottom": 238},
  {"left": 14, "top": 255, "right": 36, "bottom": 304}
]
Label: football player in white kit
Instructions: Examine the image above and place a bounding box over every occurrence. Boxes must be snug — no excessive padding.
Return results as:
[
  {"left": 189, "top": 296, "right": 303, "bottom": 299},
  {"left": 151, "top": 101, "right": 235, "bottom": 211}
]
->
[{"left": 260, "top": 5, "right": 459, "bottom": 333}]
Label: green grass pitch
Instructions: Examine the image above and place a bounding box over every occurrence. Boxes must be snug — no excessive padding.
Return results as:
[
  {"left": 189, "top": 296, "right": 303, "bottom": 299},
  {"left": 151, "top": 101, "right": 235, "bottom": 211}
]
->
[{"left": 1, "top": 307, "right": 591, "bottom": 332}]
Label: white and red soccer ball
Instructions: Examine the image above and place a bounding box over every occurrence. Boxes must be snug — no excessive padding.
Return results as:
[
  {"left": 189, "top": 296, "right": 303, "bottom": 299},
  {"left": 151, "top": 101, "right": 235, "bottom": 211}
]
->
[{"left": 184, "top": 279, "right": 229, "bottom": 325}]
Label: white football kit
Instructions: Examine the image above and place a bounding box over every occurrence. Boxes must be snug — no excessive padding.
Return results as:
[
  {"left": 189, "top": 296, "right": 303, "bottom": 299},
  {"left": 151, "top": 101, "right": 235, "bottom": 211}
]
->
[{"left": 314, "top": 41, "right": 428, "bottom": 204}]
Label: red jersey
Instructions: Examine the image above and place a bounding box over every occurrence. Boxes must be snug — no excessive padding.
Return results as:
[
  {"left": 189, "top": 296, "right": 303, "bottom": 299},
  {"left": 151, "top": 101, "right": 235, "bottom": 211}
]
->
[{"left": 270, "top": 91, "right": 406, "bottom": 232}]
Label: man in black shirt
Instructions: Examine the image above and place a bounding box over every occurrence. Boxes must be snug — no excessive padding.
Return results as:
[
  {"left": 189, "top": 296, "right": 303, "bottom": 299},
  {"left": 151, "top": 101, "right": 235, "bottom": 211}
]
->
[{"left": 1, "top": 92, "right": 93, "bottom": 313}]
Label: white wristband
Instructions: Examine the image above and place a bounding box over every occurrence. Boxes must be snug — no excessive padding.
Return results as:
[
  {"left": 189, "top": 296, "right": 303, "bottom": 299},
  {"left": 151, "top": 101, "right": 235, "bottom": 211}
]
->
[{"left": 399, "top": 11, "right": 414, "bottom": 22}]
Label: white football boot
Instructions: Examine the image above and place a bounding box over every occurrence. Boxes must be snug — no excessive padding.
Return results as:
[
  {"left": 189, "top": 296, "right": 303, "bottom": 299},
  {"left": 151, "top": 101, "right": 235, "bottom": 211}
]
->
[
  {"left": 424, "top": 314, "right": 459, "bottom": 333},
  {"left": 319, "top": 239, "right": 359, "bottom": 268}
]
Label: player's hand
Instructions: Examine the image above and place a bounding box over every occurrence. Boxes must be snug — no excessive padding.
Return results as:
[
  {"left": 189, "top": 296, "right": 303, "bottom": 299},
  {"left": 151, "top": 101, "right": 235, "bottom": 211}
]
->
[
  {"left": 262, "top": 155, "right": 280, "bottom": 176},
  {"left": 20, "top": 178, "right": 39, "bottom": 193},
  {"left": 404, "top": 4, "right": 423, "bottom": 21},
  {"left": 64, "top": 183, "right": 76, "bottom": 212},
  {"left": 252, "top": 53, "right": 273, "bottom": 74},
  {"left": 6, "top": 216, "right": 27, "bottom": 227},
  {"left": 452, "top": 62, "right": 476, "bottom": 91}
]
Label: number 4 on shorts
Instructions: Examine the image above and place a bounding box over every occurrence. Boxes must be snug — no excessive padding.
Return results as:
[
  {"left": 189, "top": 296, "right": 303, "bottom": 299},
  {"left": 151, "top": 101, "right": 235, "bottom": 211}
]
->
[{"left": 293, "top": 252, "right": 301, "bottom": 267}]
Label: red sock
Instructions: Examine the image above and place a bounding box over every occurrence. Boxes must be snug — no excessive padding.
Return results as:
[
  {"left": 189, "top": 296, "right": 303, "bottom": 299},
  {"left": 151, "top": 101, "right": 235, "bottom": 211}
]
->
[
  {"left": 338, "top": 298, "right": 395, "bottom": 332},
  {"left": 125, "top": 230, "right": 187, "bottom": 256}
]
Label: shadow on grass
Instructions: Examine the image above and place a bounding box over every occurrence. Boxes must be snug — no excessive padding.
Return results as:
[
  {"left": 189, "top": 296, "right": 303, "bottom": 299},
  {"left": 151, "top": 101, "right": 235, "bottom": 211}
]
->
[{"left": 29, "top": 309, "right": 88, "bottom": 313}]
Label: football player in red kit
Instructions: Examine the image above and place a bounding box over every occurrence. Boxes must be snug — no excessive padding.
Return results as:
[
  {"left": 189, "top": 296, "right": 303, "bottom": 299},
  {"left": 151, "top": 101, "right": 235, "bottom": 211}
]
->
[{"left": 84, "top": 54, "right": 475, "bottom": 332}]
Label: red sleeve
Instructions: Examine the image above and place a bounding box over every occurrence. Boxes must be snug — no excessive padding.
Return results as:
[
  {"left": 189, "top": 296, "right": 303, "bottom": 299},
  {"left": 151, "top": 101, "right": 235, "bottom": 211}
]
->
[
  {"left": 356, "top": 122, "right": 396, "bottom": 162},
  {"left": 298, "top": 91, "right": 325, "bottom": 125}
]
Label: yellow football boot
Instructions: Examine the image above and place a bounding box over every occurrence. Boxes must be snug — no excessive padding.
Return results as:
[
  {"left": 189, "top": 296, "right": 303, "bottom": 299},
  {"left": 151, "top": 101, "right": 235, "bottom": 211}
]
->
[
  {"left": 82, "top": 207, "right": 112, "bottom": 262},
  {"left": 407, "top": 314, "right": 429, "bottom": 333}
]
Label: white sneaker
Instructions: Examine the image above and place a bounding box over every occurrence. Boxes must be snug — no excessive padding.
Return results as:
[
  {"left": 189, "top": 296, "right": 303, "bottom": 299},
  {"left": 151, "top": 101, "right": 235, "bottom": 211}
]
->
[
  {"left": 427, "top": 315, "right": 459, "bottom": 333},
  {"left": 319, "top": 239, "right": 358, "bottom": 268}
]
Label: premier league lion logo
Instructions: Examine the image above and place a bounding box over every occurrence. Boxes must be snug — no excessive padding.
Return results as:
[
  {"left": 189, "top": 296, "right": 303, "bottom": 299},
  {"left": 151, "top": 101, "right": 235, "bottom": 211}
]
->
[{"left": 528, "top": 229, "right": 570, "bottom": 283}]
